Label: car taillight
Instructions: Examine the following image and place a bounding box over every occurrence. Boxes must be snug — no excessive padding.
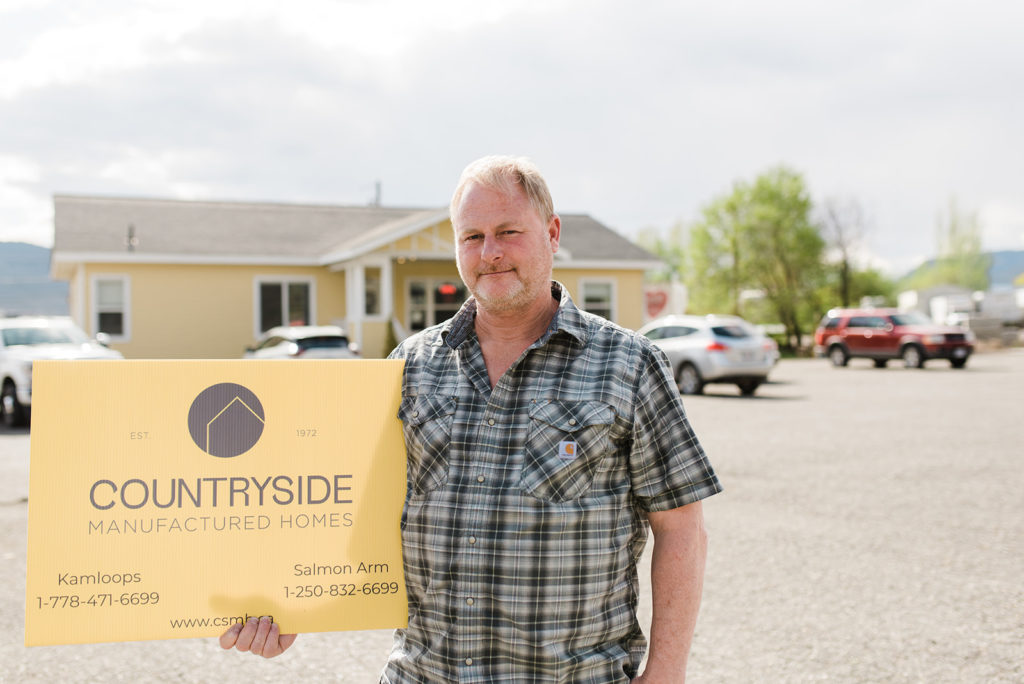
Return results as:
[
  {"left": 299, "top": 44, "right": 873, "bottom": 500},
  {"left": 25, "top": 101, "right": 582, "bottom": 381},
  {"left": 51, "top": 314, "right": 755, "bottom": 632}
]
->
[{"left": 706, "top": 342, "right": 728, "bottom": 352}]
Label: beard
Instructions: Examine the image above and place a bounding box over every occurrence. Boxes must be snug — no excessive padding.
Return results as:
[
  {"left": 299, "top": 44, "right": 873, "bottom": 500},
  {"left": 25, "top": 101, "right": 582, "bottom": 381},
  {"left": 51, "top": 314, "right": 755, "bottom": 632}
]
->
[{"left": 467, "top": 268, "right": 532, "bottom": 313}]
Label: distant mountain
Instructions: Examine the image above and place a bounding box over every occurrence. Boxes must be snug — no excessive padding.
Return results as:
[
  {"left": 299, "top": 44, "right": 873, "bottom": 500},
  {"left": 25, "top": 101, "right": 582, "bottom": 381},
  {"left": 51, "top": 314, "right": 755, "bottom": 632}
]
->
[
  {"left": 902, "top": 250, "right": 1024, "bottom": 289},
  {"left": 0, "top": 242, "right": 69, "bottom": 316},
  {"left": 988, "top": 250, "right": 1024, "bottom": 288}
]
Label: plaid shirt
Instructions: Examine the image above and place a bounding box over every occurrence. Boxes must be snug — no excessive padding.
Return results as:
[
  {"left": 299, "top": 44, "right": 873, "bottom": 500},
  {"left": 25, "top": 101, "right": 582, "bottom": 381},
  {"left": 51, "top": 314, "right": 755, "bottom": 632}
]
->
[{"left": 383, "top": 283, "right": 721, "bottom": 683}]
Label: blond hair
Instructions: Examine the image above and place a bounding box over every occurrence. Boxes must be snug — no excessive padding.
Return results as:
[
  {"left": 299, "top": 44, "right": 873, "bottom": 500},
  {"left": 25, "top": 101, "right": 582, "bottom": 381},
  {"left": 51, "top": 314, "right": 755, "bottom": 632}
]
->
[{"left": 449, "top": 155, "right": 554, "bottom": 222}]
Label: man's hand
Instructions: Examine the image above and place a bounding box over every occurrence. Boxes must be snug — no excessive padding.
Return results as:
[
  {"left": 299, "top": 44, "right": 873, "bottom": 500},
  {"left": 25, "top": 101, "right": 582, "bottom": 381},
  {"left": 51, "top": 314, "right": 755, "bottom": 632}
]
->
[{"left": 219, "top": 616, "right": 297, "bottom": 658}]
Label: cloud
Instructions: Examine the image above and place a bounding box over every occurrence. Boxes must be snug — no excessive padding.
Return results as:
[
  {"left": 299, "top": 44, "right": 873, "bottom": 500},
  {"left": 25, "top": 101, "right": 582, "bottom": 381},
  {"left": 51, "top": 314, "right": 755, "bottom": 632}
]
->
[
  {"left": 0, "top": 154, "right": 51, "bottom": 243},
  {"left": 0, "top": 0, "right": 1022, "bottom": 272},
  {"left": 981, "top": 202, "right": 1024, "bottom": 251}
]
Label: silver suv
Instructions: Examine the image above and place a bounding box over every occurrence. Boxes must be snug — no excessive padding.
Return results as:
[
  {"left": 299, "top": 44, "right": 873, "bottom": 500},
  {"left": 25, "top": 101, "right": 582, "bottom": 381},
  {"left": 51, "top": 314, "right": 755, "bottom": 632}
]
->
[
  {"left": 637, "top": 314, "right": 778, "bottom": 396},
  {"left": 243, "top": 325, "right": 360, "bottom": 359},
  {"left": 0, "top": 316, "right": 123, "bottom": 427}
]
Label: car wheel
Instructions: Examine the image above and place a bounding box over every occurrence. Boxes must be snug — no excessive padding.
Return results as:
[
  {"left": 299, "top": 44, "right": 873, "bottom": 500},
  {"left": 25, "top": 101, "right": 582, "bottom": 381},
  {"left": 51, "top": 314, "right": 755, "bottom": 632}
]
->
[
  {"left": 1, "top": 381, "right": 28, "bottom": 428},
  {"left": 902, "top": 344, "right": 924, "bottom": 369},
  {"left": 677, "top": 363, "right": 704, "bottom": 395},
  {"left": 873, "top": 359, "right": 888, "bottom": 368},
  {"left": 828, "top": 345, "right": 849, "bottom": 367},
  {"left": 950, "top": 358, "right": 968, "bottom": 369},
  {"left": 736, "top": 379, "right": 761, "bottom": 396}
]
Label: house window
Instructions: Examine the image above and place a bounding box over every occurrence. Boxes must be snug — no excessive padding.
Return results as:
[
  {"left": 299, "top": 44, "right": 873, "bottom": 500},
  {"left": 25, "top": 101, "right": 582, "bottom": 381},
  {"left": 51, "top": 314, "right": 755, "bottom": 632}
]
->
[
  {"left": 257, "top": 279, "right": 313, "bottom": 333},
  {"left": 408, "top": 280, "right": 467, "bottom": 333},
  {"left": 365, "top": 267, "right": 381, "bottom": 316},
  {"left": 92, "top": 275, "right": 130, "bottom": 340},
  {"left": 581, "top": 280, "right": 615, "bottom": 320}
]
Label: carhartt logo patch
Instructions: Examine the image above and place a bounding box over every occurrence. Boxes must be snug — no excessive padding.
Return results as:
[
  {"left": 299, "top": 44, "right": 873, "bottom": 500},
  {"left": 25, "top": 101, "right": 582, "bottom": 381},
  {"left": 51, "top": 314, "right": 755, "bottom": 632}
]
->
[{"left": 558, "top": 440, "right": 578, "bottom": 461}]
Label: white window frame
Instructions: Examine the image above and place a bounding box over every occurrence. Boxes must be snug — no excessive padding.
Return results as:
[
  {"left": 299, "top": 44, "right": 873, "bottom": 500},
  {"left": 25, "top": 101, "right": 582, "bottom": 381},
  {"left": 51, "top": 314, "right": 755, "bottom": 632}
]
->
[
  {"left": 90, "top": 274, "right": 131, "bottom": 342},
  {"left": 253, "top": 276, "right": 317, "bottom": 338},
  {"left": 579, "top": 278, "right": 617, "bottom": 322},
  {"left": 358, "top": 259, "right": 391, "bottom": 322},
  {"left": 404, "top": 278, "right": 467, "bottom": 333}
]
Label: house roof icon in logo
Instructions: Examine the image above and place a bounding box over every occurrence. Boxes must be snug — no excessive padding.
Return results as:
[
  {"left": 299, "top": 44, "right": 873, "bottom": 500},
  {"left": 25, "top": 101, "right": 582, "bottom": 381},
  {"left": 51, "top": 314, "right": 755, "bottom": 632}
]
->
[{"left": 187, "top": 383, "right": 265, "bottom": 458}]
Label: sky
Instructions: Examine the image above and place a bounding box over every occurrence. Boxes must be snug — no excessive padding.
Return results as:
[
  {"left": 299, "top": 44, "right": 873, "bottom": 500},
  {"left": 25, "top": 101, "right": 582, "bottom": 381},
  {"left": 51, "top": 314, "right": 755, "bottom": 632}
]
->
[{"left": 1, "top": 0, "right": 1022, "bottom": 275}]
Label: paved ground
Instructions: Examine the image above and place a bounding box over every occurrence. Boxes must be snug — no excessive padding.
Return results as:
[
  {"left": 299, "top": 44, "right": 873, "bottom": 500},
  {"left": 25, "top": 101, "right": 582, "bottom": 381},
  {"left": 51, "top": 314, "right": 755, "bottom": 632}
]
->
[{"left": 1, "top": 351, "right": 1021, "bottom": 682}]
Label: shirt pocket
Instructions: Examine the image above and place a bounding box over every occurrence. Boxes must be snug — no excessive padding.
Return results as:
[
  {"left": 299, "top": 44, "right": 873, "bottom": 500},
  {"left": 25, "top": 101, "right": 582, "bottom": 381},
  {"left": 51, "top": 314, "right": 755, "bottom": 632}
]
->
[
  {"left": 520, "top": 399, "right": 616, "bottom": 502},
  {"left": 398, "top": 394, "right": 456, "bottom": 495}
]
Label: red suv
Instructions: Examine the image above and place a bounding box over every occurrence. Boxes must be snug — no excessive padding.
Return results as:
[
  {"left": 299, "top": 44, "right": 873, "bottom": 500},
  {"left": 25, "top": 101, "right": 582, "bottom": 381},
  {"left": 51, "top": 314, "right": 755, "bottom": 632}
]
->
[{"left": 814, "top": 308, "right": 974, "bottom": 369}]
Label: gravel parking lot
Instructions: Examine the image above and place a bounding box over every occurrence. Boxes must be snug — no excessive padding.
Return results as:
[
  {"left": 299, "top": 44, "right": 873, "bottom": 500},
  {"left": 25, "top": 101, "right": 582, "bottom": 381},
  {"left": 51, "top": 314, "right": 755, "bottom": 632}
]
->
[{"left": 2, "top": 351, "right": 1021, "bottom": 682}]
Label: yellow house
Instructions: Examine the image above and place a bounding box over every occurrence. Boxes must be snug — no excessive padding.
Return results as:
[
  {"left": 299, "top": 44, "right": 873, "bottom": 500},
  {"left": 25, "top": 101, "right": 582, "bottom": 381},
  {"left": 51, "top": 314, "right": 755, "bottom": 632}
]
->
[{"left": 51, "top": 195, "right": 661, "bottom": 359}]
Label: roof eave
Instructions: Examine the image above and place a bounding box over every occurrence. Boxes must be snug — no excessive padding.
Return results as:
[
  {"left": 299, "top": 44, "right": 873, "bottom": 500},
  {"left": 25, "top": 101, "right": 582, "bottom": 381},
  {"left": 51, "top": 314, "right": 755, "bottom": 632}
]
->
[
  {"left": 50, "top": 251, "right": 322, "bottom": 267},
  {"left": 553, "top": 259, "right": 666, "bottom": 270},
  {"left": 320, "top": 209, "right": 451, "bottom": 266}
]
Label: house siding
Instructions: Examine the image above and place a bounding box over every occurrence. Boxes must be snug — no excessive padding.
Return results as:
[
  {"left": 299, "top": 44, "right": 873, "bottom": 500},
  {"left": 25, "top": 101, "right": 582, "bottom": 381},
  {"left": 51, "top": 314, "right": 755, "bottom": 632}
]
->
[
  {"left": 76, "top": 263, "right": 347, "bottom": 359},
  {"left": 556, "top": 268, "right": 647, "bottom": 331}
]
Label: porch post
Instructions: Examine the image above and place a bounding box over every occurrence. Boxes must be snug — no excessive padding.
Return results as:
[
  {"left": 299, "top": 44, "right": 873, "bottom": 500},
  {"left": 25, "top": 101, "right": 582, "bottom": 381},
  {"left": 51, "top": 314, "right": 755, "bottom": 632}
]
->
[{"left": 345, "top": 264, "right": 365, "bottom": 349}]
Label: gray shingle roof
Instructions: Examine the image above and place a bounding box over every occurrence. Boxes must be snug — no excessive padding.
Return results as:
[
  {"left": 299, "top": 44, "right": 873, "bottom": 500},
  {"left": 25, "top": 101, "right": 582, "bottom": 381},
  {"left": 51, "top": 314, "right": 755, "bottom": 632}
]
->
[
  {"left": 557, "top": 214, "right": 658, "bottom": 263},
  {"left": 52, "top": 195, "right": 659, "bottom": 266}
]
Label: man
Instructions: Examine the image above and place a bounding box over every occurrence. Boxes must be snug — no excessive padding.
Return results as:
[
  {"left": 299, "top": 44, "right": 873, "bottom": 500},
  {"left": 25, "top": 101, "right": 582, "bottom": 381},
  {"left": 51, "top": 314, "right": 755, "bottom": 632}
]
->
[{"left": 222, "top": 156, "right": 722, "bottom": 682}]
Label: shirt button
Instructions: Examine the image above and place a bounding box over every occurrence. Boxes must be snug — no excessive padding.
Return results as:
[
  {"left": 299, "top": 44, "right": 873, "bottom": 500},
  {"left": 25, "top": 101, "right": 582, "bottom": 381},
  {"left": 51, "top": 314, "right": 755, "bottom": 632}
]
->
[
  {"left": 477, "top": 475, "right": 485, "bottom": 483},
  {"left": 568, "top": 418, "right": 577, "bottom": 426},
  {"left": 468, "top": 536, "right": 477, "bottom": 545},
  {"left": 487, "top": 418, "right": 495, "bottom": 426},
  {"left": 466, "top": 597, "right": 475, "bottom": 606},
  {"left": 412, "top": 410, "right": 419, "bottom": 418},
  {"left": 465, "top": 658, "right": 473, "bottom": 666}
]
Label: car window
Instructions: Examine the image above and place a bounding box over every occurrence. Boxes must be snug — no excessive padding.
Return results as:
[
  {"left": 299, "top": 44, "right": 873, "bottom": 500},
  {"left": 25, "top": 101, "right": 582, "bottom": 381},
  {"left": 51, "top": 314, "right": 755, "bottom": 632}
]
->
[
  {"left": 710, "top": 324, "right": 752, "bottom": 338},
  {"left": 664, "top": 326, "right": 698, "bottom": 338},
  {"left": 1, "top": 326, "right": 89, "bottom": 346},
  {"left": 821, "top": 317, "right": 840, "bottom": 329},
  {"left": 644, "top": 325, "right": 695, "bottom": 340},
  {"left": 257, "top": 336, "right": 283, "bottom": 350},
  {"left": 297, "top": 336, "right": 349, "bottom": 350},
  {"left": 890, "top": 312, "right": 932, "bottom": 326},
  {"left": 847, "top": 316, "right": 888, "bottom": 329}
]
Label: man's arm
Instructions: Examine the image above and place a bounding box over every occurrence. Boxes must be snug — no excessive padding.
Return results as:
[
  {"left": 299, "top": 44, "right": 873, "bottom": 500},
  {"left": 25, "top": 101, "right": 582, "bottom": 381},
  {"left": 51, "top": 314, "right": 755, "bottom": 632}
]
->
[
  {"left": 219, "top": 616, "right": 297, "bottom": 658},
  {"left": 634, "top": 501, "right": 708, "bottom": 683}
]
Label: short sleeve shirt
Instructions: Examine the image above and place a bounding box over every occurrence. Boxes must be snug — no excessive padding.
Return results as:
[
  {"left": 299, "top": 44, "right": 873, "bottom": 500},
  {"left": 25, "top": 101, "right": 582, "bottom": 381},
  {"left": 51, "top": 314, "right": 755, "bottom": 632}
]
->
[{"left": 383, "top": 282, "right": 721, "bottom": 683}]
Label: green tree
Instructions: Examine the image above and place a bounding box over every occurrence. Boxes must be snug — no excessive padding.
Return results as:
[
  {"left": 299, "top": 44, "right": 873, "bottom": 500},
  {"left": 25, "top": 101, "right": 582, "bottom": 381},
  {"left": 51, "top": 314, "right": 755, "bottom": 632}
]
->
[
  {"left": 636, "top": 222, "right": 687, "bottom": 283},
  {"left": 821, "top": 198, "right": 866, "bottom": 307},
  {"left": 743, "top": 168, "right": 825, "bottom": 348},
  {"left": 819, "top": 267, "right": 896, "bottom": 309},
  {"left": 903, "top": 198, "right": 990, "bottom": 292},
  {"left": 686, "top": 166, "right": 825, "bottom": 348},
  {"left": 687, "top": 187, "right": 749, "bottom": 315}
]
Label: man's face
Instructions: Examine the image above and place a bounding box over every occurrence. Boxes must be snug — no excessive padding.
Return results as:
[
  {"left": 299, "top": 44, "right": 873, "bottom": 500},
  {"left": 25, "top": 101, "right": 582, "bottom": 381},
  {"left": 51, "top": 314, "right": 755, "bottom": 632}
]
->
[{"left": 453, "top": 181, "right": 560, "bottom": 315}]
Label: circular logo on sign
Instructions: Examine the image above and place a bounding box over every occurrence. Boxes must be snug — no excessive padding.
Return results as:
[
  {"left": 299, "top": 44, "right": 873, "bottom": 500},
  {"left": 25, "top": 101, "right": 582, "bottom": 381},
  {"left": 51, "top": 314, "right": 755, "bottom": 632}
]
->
[{"left": 187, "top": 383, "right": 265, "bottom": 458}]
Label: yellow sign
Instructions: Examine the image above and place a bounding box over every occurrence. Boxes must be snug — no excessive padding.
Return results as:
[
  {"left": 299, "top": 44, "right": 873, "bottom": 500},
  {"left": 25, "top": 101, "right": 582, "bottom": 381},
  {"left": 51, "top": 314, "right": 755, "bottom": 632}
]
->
[{"left": 25, "top": 360, "right": 408, "bottom": 646}]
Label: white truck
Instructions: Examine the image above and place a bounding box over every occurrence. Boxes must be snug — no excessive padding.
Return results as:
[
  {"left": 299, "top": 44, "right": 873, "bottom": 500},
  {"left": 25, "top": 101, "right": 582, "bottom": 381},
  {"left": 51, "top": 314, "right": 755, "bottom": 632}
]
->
[{"left": 0, "top": 316, "right": 122, "bottom": 427}]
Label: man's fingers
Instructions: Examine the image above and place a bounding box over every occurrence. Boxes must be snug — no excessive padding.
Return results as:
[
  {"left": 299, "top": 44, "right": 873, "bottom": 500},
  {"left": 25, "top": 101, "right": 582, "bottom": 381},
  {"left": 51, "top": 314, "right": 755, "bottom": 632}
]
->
[
  {"left": 218, "top": 615, "right": 296, "bottom": 658},
  {"left": 218, "top": 622, "right": 242, "bottom": 650},
  {"left": 260, "top": 621, "right": 298, "bottom": 658},
  {"left": 234, "top": 616, "right": 259, "bottom": 652},
  {"left": 249, "top": 616, "right": 273, "bottom": 656}
]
